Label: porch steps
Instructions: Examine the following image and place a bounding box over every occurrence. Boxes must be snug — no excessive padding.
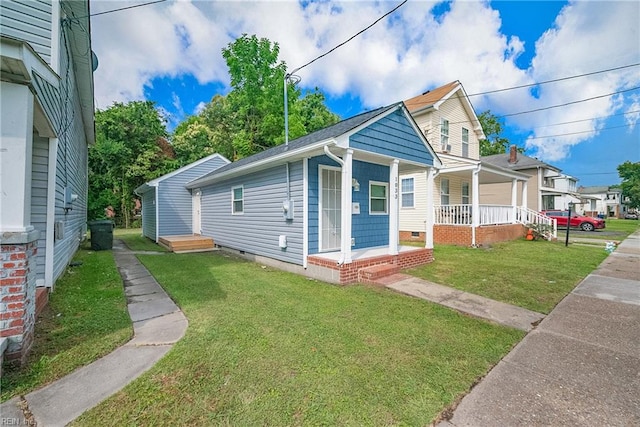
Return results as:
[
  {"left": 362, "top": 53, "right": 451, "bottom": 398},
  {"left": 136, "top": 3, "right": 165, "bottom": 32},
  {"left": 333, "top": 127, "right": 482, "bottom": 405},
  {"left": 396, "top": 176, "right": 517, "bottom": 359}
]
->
[
  {"left": 158, "top": 235, "right": 215, "bottom": 253},
  {"left": 35, "top": 287, "right": 49, "bottom": 318},
  {"left": 358, "top": 264, "right": 400, "bottom": 284}
]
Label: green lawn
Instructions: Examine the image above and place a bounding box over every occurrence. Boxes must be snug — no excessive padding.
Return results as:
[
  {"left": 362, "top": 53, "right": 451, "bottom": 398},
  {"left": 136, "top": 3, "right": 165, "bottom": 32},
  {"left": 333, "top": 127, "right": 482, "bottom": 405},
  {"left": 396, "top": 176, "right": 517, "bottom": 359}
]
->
[
  {"left": 112, "top": 228, "right": 167, "bottom": 252},
  {"left": 406, "top": 239, "right": 610, "bottom": 314},
  {"left": 72, "top": 251, "right": 523, "bottom": 426},
  {"left": 1, "top": 244, "right": 132, "bottom": 401},
  {"left": 568, "top": 217, "right": 640, "bottom": 240}
]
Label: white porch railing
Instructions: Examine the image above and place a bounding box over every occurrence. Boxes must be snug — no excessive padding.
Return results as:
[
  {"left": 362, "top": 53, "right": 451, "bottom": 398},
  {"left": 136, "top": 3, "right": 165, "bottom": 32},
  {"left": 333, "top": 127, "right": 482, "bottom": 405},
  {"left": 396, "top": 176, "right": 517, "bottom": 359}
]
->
[{"left": 434, "top": 204, "right": 557, "bottom": 240}]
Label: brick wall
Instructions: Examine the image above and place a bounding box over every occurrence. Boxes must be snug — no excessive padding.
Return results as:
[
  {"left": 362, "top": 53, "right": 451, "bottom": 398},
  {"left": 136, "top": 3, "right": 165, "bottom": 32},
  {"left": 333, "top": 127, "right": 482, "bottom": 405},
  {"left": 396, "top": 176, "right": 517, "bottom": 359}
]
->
[
  {"left": 308, "top": 248, "right": 434, "bottom": 284},
  {"left": 399, "top": 231, "right": 426, "bottom": 242},
  {"left": 1, "top": 241, "right": 37, "bottom": 364},
  {"left": 433, "top": 224, "right": 526, "bottom": 246},
  {"left": 434, "top": 225, "right": 473, "bottom": 246}
]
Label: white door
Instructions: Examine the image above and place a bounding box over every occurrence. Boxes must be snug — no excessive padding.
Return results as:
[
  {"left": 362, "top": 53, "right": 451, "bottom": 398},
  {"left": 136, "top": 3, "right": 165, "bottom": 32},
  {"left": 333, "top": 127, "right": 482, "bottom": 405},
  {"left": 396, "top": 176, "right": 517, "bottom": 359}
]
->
[
  {"left": 319, "top": 167, "right": 341, "bottom": 251},
  {"left": 192, "top": 189, "right": 201, "bottom": 235}
]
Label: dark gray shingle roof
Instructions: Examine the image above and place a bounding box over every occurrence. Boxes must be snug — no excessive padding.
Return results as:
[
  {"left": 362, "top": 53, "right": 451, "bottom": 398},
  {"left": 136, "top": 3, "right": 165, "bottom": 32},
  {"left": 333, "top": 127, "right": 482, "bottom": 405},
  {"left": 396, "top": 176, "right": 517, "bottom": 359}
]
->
[
  {"left": 481, "top": 153, "right": 558, "bottom": 171},
  {"left": 189, "top": 104, "right": 397, "bottom": 185}
]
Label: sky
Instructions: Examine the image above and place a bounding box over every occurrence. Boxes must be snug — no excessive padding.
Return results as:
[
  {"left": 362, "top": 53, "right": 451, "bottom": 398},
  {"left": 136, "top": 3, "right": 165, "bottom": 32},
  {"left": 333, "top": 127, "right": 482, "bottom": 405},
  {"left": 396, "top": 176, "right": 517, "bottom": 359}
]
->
[{"left": 89, "top": 0, "right": 640, "bottom": 187}]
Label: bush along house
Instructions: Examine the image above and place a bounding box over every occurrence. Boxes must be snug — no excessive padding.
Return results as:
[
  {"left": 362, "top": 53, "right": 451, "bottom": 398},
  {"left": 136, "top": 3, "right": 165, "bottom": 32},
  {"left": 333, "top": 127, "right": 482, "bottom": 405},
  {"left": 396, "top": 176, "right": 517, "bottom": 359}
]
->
[{"left": 185, "top": 102, "right": 442, "bottom": 284}]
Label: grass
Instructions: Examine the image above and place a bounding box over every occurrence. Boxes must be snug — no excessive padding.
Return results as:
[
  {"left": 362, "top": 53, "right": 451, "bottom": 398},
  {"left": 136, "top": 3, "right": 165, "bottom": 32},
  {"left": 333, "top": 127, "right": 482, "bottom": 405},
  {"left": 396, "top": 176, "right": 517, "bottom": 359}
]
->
[
  {"left": 1, "top": 243, "right": 132, "bottom": 402},
  {"left": 72, "top": 251, "right": 524, "bottom": 426},
  {"left": 566, "top": 218, "right": 640, "bottom": 241},
  {"left": 113, "top": 228, "right": 167, "bottom": 252},
  {"left": 406, "top": 239, "right": 610, "bottom": 314}
]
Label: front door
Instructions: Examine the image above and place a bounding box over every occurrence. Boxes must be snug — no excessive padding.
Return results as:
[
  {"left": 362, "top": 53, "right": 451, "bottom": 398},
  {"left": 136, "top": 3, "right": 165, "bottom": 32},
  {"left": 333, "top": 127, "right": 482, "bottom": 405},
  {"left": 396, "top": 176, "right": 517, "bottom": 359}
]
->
[
  {"left": 320, "top": 167, "right": 341, "bottom": 251},
  {"left": 192, "top": 189, "right": 201, "bottom": 235}
]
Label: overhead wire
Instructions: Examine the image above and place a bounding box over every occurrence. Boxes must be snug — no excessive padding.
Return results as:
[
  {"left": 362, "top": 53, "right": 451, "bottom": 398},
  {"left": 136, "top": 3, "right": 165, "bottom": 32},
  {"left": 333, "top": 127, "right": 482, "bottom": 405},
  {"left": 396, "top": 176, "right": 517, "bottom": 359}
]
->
[{"left": 89, "top": 0, "right": 168, "bottom": 18}]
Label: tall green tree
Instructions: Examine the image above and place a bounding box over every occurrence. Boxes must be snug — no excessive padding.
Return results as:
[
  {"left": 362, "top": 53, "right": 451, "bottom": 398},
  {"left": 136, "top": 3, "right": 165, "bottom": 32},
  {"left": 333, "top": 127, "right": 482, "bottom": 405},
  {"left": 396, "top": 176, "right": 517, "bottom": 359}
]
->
[
  {"left": 298, "top": 88, "right": 340, "bottom": 133},
  {"left": 89, "top": 101, "right": 173, "bottom": 227},
  {"left": 617, "top": 161, "right": 640, "bottom": 209},
  {"left": 477, "top": 110, "right": 522, "bottom": 156}
]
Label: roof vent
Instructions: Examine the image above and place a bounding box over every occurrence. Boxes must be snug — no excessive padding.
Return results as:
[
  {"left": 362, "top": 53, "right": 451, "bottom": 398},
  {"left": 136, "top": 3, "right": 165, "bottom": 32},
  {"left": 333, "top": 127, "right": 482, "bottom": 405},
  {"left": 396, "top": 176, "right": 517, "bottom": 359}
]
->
[{"left": 422, "top": 90, "right": 430, "bottom": 95}]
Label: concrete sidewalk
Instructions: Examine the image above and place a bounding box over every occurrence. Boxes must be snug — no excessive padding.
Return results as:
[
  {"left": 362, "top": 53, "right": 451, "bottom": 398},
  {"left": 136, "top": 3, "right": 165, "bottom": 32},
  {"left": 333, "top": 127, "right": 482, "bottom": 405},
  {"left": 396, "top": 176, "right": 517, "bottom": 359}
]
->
[
  {"left": 438, "top": 231, "right": 640, "bottom": 426},
  {"left": 0, "top": 241, "right": 187, "bottom": 427}
]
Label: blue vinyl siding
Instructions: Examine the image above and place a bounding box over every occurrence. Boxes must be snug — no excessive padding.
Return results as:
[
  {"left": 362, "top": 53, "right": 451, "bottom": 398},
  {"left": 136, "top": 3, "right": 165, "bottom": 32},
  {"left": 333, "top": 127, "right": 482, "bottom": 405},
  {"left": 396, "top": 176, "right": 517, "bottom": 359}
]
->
[
  {"left": 350, "top": 109, "right": 434, "bottom": 165},
  {"left": 351, "top": 161, "right": 389, "bottom": 249},
  {"left": 200, "top": 161, "right": 304, "bottom": 265},
  {"left": 157, "top": 156, "right": 227, "bottom": 237}
]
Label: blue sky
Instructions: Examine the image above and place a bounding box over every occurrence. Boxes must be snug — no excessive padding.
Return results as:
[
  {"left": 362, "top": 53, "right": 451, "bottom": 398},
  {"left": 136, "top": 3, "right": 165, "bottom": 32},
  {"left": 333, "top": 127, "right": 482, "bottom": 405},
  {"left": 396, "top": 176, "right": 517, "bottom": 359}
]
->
[{"left": 90, "top": 0, "right": 640, "bottom": 187}]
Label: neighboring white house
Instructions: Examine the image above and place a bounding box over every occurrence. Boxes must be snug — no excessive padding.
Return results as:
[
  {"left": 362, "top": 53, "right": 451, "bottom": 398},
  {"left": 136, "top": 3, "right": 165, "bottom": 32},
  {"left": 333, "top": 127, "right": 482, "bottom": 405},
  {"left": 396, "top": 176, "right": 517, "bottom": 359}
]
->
[
  {"left": 399, "top": 81, "right": 553, "bottom": 246},
  {"left": 576, "top": 186, "right": 627, "bottom": 218},
  {"left": 0, "top": 1, "right": 95, "bottom": 362}
]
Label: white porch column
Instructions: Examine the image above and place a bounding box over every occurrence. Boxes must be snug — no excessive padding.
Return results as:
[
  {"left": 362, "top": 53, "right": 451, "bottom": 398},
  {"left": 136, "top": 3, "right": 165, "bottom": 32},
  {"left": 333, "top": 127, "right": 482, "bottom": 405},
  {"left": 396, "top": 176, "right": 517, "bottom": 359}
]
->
[
  {"left": 389, "top": 159, "right": 399, "bottom": 255},
  {"left": 425, "top": 167, "right": 436, "bottom": 249},
  {"left": 511, "top": 179, "right": 518, "bottom": 223},
  {"left": 521, "top": 180, "right": 528, "bottom": 210},
  {"left": 537, "top": 168, "right": 543, "bottom": 211},
  {"left": 0, "top": 82, "right": 34, "bottom": 233},
  {"left": 341, "top": 149, "right": 353, "bottom": 264},
  {"left": 471, "top": 168, "right": 479, "bottom": 246}
]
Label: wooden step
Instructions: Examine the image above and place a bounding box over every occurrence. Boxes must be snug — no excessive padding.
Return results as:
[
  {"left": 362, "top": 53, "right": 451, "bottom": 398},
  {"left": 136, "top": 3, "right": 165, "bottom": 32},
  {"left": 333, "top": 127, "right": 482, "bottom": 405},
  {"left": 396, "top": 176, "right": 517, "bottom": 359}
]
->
[
  {"left": 358, "top": 264, "right": 400, "bottom": 284},
  {"left": 158, "top": 235, "right": 215, "bottom": 253},
  {"left": 35, "top": 287, "right": 49, "bottom": 318}
]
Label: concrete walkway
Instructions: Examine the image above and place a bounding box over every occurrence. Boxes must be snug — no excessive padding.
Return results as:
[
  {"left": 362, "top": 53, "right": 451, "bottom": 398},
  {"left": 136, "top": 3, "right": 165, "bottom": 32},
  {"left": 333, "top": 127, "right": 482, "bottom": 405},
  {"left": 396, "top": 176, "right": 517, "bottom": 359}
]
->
[
  {"left": 437, "top": 231, "right": 640, "bottom": 426},
  {"left": 378, "top": 274, "right": 545, "bottom": 332},
  {"left": 1, "top": 241, "right": 187, "bottom": 427}
]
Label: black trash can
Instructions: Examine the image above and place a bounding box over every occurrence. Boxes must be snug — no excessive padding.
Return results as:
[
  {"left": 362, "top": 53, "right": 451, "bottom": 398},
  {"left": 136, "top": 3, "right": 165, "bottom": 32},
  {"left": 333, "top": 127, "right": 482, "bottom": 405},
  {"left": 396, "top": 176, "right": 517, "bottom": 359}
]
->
[{"left": 88, "top": 220, "right": 114, "bottom": 250}]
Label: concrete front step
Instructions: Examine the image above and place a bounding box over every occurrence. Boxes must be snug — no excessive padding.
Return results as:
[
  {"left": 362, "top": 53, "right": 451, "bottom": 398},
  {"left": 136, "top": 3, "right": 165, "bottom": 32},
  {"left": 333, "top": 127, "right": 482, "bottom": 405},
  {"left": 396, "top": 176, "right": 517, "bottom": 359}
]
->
[{"left": 358, "top": 263, "right": 400, "bottom": 283}]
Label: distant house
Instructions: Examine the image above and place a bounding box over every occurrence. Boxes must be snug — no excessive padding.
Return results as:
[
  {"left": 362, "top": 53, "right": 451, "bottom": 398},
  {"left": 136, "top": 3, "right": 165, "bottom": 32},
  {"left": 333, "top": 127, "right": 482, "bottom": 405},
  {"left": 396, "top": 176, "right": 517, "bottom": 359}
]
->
[
  {"left": 481, "top": 147, "right": 581, "bottom": 212},
  {"left": 400, "top": 81, "right": 553, "bottom": 246},
  {"left": 135, "top": 153, "right": 229, "bottom": 242},
  {"left": 185, "top": 103, "right": 441, "bottom": 284},
  {"left": 1, "top": 1, "right": 95, "bottom": 362},
  {"left": 576, "top": 186, "right": 627, "bottom": 218}
]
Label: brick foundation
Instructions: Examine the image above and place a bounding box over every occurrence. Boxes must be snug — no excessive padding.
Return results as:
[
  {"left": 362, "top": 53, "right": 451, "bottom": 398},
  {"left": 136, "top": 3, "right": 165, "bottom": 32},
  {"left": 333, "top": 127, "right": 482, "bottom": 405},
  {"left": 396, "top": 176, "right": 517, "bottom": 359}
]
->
[
  {"left": 399, "top": 231, "right": 426, "bottom": 242},
  {"left": 1, "top": 240, "right": 38, "bottom": 364},
  {"left": 308, "top": 248, "right": 434, "bottom": 285},
  {"left": 433, "top": 224, "right": 526, "bottom": 246}
]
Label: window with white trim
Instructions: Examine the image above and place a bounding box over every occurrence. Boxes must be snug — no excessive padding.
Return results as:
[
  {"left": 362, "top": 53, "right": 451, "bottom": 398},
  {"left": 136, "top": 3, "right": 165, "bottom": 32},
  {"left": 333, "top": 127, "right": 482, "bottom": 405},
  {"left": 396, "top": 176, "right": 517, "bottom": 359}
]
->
[
  {"left": 232, "top": 186, "right": 244, "bottom": 214},
  {"left": 462, "top": 127, "right": 469, "bottom": 157},
  {"left": 440, "top": 118, "right": 450, "bottom": 151},
  {"left": 462, "top": 182, "right": 470, "bottom": 205},
  {"left": 401, "top": 178, "right": 414, "bottom": 208},
  {"left": 440, "top": 178, "right": 450, "bottom": 205},
  {"left": 369, "top": 181, "right": 388, "bottom": 215}
]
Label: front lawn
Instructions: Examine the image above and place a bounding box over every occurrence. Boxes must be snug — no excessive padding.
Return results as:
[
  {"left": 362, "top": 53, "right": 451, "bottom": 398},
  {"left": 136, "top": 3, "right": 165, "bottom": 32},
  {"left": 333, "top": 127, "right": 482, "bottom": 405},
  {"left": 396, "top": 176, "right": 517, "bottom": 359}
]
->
[
  {"left": 113, "top": 228, "right": 167, "bottom": 252},
  {"left": 406, "top": 239, "right": 609, "bottom": 314},
  {"left": 1, "top": 244, "right": 132, "bottom": 401},
  {"left": 73, "top": 252, "right": 523, "bottom": 426},
  {"left": 567, "top": 217, "right": 640, "bottom": 240}
]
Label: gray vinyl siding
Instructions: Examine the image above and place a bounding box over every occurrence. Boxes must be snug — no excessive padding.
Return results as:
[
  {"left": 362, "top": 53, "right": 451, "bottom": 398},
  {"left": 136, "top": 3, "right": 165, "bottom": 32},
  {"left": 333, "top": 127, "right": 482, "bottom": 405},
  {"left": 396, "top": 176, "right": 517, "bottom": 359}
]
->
[
  {"left": 157, "top": 156, "right": 228, "bottom": 237},
  {"left": 200, "top": 161, "right": 304, "bottom": 265},
  {"left": 30, "top": 134, "right": 49, "bottom": 281},
  {"left": 51, "top": 22, "right": 88, "bottom": 284},
  {"left": 141, "top": 190, "right": 157, "bottom": 241},
  {"left": 0, "top": 0, "right": 53, "bottom": 64},
  {"left": 32, "top": 71, "right": 61, "bottom": 130}
]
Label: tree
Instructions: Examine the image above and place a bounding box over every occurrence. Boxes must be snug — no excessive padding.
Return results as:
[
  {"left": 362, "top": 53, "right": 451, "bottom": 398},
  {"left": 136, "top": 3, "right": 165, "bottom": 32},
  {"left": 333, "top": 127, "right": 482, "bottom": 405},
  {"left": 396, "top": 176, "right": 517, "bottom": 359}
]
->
[
  {"left": 298, "top": 88, "right": 340, "bottom": 133},
  {"left": 89, "top": 101, "right": 173, "bottom": 227},
  {"left": 617, "top": 161, "right": 640, "bottom": 209},
  {"left": 477, "top": 110, "right": 522, "bottom": 156}
]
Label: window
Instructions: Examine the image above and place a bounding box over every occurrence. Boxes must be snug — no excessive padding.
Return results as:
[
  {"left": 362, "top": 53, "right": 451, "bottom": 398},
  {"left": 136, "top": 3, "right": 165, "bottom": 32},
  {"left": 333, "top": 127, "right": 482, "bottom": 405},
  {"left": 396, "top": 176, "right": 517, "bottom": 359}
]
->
[
  {"left": 440, "top": 178, "right": 450, "bottom": 205},
  {"left": 369, "top": 181, "right": 388, "bottom": 215},
  {"left": 462, "top": 128, "right": 469, "bottom": 157},
  {"left": 440, "top": 118, "right": 449, "bottom": 151},
  {"left": 462, "top": 182, "right": 470, "bottom": 205},
  {"left": 232, "top": 186, "right": 244, "bottom": 214},
  {"left": 401, "top": 178, "right": 414, "bottom": 208}
]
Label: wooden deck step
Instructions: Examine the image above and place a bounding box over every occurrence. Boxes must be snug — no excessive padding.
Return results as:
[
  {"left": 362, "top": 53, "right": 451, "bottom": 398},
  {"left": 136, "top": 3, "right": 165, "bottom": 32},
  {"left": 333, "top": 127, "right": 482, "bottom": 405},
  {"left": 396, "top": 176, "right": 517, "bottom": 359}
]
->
[
  {"left": 158, "top": 235, "right": 215, "bottom": 253},
  {"left": 358, "top": 264, "right": 400, "bottom": 284}
]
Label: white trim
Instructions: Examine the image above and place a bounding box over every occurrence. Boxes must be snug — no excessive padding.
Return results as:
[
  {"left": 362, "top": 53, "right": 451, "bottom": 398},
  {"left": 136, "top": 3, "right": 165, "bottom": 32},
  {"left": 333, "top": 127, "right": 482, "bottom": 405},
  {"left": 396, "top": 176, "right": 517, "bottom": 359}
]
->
[
  {"left": 302, "top": 158, "right": 309, "bottom": 268},
  {"left": 369, "top": 180, "right": 389, "bottom": 215},
  {"left": 192, "top": 188, "right": 201, "bottom": 235},
  {"left": 44, "top": 137, "right": 58, "bottom": 288},
  {"left": 231, "top": 185, "right": 244, "bottom": 215},
  {"left": 155, "top": 186, "right": 159, "bottom": 242},
  {"left": 389, "top": 160, "right": 399, "bottom": 256},
  {"left": 341, "top": 149, "right": 353, "bottom": 264},
  {"left": 425, "top": 168, "right": 435, "bottom": 249},
  {"left": 318, "top": 165, "right": 341, "bottom": 252},
  {"left": 51, "top": 0, "right": 61, "bottom": 75}
]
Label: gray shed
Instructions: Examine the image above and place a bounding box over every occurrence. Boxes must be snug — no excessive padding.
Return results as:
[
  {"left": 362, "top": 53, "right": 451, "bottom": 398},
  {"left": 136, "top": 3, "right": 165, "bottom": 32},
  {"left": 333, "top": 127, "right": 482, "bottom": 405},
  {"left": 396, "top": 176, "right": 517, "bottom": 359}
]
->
[{"left": 135, "top": 153, "right": 229, "bottom": 242}]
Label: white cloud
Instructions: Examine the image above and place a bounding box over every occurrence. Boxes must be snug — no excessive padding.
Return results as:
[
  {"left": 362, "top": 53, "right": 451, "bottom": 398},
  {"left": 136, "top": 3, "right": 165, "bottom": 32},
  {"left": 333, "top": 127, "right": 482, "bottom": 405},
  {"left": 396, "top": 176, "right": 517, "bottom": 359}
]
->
[{"left": 625, "top": 94, "right": 640, "bottom": 130}]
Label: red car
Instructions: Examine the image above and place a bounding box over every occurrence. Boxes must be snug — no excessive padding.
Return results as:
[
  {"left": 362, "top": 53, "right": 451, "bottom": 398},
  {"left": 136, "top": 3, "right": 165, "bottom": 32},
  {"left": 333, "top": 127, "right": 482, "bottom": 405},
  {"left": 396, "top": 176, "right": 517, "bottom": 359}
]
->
[{"left": 542, "top": 210, "right": 606, "bottom": 232}]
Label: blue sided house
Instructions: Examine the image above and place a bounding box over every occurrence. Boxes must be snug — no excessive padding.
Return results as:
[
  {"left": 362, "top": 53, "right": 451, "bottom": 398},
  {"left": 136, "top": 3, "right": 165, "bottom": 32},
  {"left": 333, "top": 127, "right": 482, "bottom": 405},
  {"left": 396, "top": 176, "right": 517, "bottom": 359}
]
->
[{"left": 186, "top": 103, "right": 441, "bottom": 284}]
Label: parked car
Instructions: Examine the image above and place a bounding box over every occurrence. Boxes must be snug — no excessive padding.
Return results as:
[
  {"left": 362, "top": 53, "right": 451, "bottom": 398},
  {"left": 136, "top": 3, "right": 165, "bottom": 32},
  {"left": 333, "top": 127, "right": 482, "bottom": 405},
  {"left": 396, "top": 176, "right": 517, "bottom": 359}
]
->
[
  {"left": 542, "top": 211, "right": 606, "bottom": 231},
  {"left": 624, "top": 212, "right": 638, "bottom": 220}
]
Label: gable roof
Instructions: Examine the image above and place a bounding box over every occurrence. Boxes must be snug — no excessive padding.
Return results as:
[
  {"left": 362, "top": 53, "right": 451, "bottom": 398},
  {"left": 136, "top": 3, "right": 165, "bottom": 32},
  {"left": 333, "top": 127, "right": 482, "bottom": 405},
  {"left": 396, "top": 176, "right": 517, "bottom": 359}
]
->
[
  {"left": 481, "top": 152, "right": 560, "bottom": 172},
  {"left": 404, "top": 80, "right": 486, "bottom": 139},
  {"left": 188, "top": 103, "right": 438, "bottom": 189},
  {"left": 578, "top": 185, "right": 620, "bottom": 194}
]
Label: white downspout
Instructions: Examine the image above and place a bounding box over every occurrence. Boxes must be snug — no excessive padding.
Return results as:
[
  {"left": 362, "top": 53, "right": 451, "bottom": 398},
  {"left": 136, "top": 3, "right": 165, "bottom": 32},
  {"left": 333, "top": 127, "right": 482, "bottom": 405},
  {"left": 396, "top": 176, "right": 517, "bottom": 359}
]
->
[
  {"left": 425, "top": 167, "right": 436, "bottom": 250},
  {"left": 44, "top": 138, "right": 58, "bottom": 288},
  {"left": 155, "top": 185, "right": 159, "bottom": 242}
]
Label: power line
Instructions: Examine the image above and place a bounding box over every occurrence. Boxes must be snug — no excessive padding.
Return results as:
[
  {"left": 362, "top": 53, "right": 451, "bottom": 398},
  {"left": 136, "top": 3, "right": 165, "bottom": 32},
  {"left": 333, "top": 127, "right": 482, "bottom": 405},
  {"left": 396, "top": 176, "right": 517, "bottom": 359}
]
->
[
  {"left": 89, "top": 0, "right": 168, "bottom": 18},
  {"left": 528, "top": 124, "right": 632, "bottom": 140},
  {"left": 500, "top": 86, "right": 640, "bottom": 118},
  {"left": 467, "top": 63, "right": 640, "bottom": 97},
  {"left": 287, "top": 0, "right": 408, "bottom": 77},
  {"left": 533, "top": 109, "right": 640, "bottom": 129}
]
